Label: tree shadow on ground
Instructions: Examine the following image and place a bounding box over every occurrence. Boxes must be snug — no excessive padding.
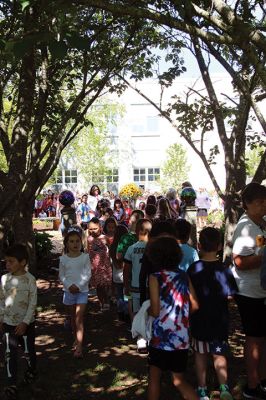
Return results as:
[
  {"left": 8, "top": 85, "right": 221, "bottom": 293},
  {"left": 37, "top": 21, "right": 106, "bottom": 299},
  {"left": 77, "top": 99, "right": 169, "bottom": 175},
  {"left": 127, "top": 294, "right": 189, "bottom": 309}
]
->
[{"left": 0, "top": 273, "right": 246, "bottom": 399}]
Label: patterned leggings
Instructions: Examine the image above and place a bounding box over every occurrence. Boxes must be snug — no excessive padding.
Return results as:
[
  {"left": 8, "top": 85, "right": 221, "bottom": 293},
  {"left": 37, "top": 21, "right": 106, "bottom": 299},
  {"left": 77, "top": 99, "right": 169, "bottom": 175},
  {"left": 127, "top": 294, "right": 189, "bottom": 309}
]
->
[{"left": 2, "top": 323, "right": 36, "bottom": 385}]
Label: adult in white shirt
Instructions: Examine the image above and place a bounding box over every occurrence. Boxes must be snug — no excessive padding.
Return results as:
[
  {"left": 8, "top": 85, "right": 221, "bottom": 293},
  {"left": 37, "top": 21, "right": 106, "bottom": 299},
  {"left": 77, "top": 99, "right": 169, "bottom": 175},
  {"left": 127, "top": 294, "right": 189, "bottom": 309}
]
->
[
  {"left": 231, "top": 182, "right": 266, "bottom": 399},
  {"left": 195, "top": 187, "right": 211, "bottom": 228},
  {"left": 87, "top": 185, "right": 102, "bottom": 212}
]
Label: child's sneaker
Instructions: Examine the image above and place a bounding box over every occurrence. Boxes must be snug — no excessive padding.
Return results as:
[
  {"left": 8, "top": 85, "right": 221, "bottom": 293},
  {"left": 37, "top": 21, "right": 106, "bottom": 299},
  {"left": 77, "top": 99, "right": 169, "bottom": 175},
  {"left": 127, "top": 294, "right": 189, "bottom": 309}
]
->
[
  {"left": 137, "top": 338, "right": 148, "bottom": 353},
  {"left": 197, "top": 386, "right": 210, "bottom": 400},
  {"left": 243, "top": 385, "right": 266, "bottom": 399},
  {"left": 219, "top": 384, "right": 234, "bottom": 400}
]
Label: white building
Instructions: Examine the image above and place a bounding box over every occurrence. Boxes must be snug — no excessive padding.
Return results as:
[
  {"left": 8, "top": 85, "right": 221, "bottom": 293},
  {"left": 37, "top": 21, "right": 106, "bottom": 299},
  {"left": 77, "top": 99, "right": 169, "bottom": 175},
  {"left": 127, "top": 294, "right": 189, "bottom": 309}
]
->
[{"left": 52, "top": 75, "right": 264, "bottom": 195}]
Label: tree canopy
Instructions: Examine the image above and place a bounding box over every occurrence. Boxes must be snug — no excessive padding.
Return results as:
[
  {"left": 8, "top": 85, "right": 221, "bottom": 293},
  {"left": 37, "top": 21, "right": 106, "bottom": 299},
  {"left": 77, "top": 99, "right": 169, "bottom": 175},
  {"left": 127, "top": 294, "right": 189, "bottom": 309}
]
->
[
  {"left": 161, "top": 143, "right": 190, "bottom": 192},
  {"left": 0, "top": 0, "right": 164, "bottom": 257},
  {"left": 73, "top": 0, "right": 266, "bottom": 86},
  {"left": 55, "top": 99, "right": 124, "bottom": 188},
  {"left": 0, "top": 0, "right": 265, "bottom": 262}
]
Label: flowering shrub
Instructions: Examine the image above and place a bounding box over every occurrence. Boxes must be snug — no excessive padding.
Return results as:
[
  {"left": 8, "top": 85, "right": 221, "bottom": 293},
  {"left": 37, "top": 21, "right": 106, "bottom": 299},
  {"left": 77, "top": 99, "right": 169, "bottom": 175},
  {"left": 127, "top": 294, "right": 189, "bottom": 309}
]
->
[{"left": 119, "top": 183, "right": 143, "bottom": 200}]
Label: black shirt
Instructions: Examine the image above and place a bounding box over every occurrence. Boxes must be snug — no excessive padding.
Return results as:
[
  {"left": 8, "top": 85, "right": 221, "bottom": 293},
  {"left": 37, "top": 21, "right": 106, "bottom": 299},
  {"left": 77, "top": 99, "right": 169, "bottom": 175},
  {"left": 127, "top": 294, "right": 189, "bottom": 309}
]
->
[{"left": 188, "top": 260, "right": 238, "bottom": 341}]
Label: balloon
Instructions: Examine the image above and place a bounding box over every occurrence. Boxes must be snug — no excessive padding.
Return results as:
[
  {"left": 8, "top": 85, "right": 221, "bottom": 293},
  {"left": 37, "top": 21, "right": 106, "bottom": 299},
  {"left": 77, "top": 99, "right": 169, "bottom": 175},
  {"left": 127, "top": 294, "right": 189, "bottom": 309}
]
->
[
  {"left": 180, "top": 187, "right": 196, "bottom": 200},
  {"left": 59, "top": 190, "right": 75, "bottom": 206}
]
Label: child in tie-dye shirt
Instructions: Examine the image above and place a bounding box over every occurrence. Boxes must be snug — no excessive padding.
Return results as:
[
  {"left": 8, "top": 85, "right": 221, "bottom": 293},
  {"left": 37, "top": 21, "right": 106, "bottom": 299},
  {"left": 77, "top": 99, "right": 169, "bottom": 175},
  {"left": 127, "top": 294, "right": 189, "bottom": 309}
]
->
[{"left": 146, "top": 236, "right": 199, "bottom": 400}]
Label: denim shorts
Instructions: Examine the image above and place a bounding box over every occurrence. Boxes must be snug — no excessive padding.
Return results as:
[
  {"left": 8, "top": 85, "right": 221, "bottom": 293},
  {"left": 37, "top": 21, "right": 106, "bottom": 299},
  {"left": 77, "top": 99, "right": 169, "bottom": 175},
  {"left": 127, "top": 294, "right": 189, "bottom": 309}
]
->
[{"left": 63, "top": 291, "right": 88, "bottom": 305}]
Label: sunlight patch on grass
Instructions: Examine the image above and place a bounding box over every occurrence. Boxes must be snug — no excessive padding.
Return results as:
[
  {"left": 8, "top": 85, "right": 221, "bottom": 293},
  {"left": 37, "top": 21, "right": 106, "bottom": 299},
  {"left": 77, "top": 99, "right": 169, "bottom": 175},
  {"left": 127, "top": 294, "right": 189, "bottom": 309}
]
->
[
  {"left": 37, "top": 304, "right": 57, "bottom": 313},
  {"left": 71, "top": 361, "right": 145, "bottom": 393},
  {"left": 79, "top": 368, "right": 98, "bottom": 378},
  {"left": 35, "top": 334, "right": 55, "bottom": 345},
  {"left": 111, "top": 375, "right": 139, "bottom": 388},
  {"left": 110, "top": 346, "right": 129, "bottom": 354},
  {"left": 99, "top": 350, "right": 111, "bottom": 357},
  {"left": 118, "top": 337, "right": 128, "bottom": 342},
  {"left": 95, "top": 363, "right": 107, "bottom": 372},
  {"left": 107, "top": 377, "right": 147, "bottom": 393},
  {"left": 136, "top": 386, "right": 146, "bottom": 395},
  {"left": 110, "top": 370, "right": 132, "bottom": 387}
]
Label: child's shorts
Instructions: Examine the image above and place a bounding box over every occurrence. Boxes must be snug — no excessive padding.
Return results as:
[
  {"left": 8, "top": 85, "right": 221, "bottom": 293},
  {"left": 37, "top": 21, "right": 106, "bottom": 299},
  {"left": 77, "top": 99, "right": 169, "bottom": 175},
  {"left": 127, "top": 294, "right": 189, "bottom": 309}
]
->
[
  {"left": 191, "top": 337, "right": 229, "bottom": 355},
  {"left": 235, "top": 294, "right": 266, "bottom": 337},
  {"left": 148, "top": 346, "right": 189, "bottom": 373},
  {"left": 197, "top": 208, "right": 208, "bottom": 217},
  {"left": 63, "top": 291, "right": 88, "bottom": 305}
]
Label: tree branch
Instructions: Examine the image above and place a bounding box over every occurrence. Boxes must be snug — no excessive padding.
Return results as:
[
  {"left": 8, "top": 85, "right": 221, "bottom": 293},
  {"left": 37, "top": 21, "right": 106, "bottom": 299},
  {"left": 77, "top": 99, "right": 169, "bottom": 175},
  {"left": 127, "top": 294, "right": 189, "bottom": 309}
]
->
[
  {"left": 118, "top": 74, "right": 223, "bottom": 196},
  {"left": 191, "top": 36, "right": 229, "bottom": 153},
  {"left": 253, "top": 149, "right": 266, "bottom": 183}
]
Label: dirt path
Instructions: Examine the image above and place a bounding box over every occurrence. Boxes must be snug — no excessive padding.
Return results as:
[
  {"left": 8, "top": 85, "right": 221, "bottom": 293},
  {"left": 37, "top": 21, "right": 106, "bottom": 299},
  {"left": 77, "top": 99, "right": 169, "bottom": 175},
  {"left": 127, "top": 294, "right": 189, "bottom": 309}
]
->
[{"left": 0, "top": 232, "right": 246, "bottom": 399}]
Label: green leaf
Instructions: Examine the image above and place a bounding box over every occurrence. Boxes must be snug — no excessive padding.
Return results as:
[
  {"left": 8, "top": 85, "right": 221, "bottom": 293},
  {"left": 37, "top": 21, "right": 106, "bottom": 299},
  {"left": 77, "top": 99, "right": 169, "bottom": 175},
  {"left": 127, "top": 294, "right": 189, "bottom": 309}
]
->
[
  {"left": 13, "top": 40, "right": 32, "bottom": 58},
  {"left": 0, "top": 39, "right": 5, "bottom": 51},
  {"left": 49, "top": 40, "right": 68, "bottom": 59},
  {"left": 20, "top": 0, "right": 30, "bottom": 11},
  {"left": 67, "top": 33, "right": 91, "bottom": 51}
]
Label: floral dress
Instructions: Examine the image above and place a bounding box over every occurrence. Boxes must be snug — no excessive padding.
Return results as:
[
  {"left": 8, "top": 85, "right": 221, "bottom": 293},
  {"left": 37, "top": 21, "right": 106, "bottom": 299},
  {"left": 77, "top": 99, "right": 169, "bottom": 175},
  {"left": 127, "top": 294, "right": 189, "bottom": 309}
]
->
[{"left": 87, "top": 234, "right": 112, "bottom": 288}]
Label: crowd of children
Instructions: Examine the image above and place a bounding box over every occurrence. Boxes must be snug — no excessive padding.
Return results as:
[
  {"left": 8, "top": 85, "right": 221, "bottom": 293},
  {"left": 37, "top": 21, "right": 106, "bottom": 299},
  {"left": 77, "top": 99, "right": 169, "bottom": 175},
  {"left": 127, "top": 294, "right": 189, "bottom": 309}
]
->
[{"left": 0, "top": 182, "right": 266, "bottom": 400}]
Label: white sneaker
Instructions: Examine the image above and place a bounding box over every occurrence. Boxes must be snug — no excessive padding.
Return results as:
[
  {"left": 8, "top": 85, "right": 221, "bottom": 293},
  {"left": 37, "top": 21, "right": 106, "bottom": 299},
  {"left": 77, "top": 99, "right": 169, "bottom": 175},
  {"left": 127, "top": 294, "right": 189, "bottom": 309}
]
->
[{"left": 137, "top": 338, "right": 148, "bottom": 353}]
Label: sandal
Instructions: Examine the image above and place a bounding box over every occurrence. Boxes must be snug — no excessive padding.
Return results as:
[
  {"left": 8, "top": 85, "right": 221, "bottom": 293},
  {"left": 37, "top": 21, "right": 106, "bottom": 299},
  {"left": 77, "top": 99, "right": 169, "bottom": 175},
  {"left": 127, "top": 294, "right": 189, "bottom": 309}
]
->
[
  {"left": 4, "top": 386, "right": 17, "bottom": 399},
  {"left": 72, "top": 340, "right": 78, "bottom": 350}
]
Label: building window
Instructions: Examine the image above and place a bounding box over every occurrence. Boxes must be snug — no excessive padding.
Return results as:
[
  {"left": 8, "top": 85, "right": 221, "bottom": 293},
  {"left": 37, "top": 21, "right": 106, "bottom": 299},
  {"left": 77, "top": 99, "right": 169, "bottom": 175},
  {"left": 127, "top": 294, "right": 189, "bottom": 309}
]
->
[
  {"left": 148, "top": 168, "right": 160, "bottom": 181},
  {"left": 133, "top": 167, "right": 160, "bottom": 185},
  {"left": 92, "top": 169, "right": 119, "bottom": 192},
  {"left": 55, "top": 169, "right": 77, "bottom": 184},
  {"left": 65, "top": 169, "right": 77, "bottom": 184},
  {"left": 107, "top": 168, "right": 119, "bottom": 183},
  {"left": 109, "top": 135, "right": 119, "bottom": 146},
  {"left": 92, "top": 173, "right": 105, "bottom": 185},
  {"left": 147, "top": 116, "right": 158, "bottom": 132},
  {"left": 133, "top": 168, "right": 146, "bottom": 182},
  {"left": 55, "top": 170, "right": 63, "bottom": 184},
  {"left": 132, "top": 123, "right": 144, "bottom": 133}
]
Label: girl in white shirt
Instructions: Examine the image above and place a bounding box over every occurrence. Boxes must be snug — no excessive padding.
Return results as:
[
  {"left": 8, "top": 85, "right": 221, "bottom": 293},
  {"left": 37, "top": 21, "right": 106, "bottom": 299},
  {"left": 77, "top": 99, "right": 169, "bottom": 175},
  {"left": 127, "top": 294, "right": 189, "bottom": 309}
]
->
[{"left": 59, "top": 231, "right": 91, "bottom": 358}]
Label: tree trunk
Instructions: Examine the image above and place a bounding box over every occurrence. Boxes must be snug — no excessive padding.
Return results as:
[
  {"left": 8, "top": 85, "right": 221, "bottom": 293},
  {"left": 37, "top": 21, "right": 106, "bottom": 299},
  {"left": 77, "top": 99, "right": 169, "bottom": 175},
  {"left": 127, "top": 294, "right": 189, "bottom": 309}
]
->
[
  {"left": 0, "top": 214, "right": 13, "bottom": 259},
  {"left": 223, "top": 188, "right": 243, "bottom": 266},
  {"left": 12, "top": 196, "right": 36, "bottom": 274}
]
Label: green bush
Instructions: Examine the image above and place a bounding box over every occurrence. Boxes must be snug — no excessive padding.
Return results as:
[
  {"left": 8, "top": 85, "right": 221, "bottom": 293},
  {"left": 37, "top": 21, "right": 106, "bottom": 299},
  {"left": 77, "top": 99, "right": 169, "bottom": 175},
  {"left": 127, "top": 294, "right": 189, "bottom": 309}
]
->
[
  {"left": 34, "top": 231, "right": 54, "bottom": 259},
  {"left": 206, "top": 210, "right": 225, "bottom": 228}
]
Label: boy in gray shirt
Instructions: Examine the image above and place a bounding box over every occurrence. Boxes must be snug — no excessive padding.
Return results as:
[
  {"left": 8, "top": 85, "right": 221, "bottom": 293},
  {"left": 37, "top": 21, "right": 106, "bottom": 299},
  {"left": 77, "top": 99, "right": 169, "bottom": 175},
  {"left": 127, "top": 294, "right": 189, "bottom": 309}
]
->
[{"left": 0, "top": 244, "right": 37, "bottom": 399}]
